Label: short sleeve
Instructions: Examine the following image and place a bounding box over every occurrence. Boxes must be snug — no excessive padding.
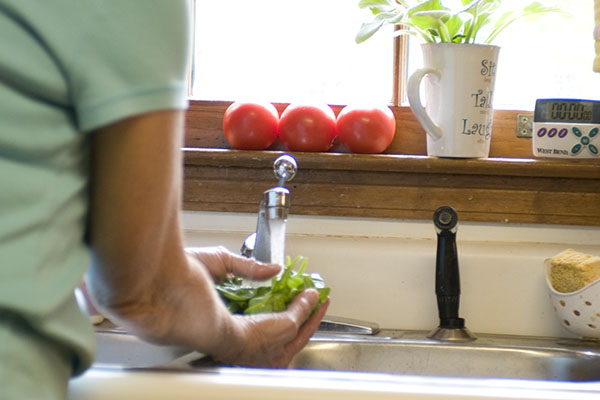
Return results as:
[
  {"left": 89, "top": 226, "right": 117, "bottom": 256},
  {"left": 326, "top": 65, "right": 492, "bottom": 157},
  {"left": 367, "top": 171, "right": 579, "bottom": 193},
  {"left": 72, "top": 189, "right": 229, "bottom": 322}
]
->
[{"left": 68, "top": 1, "right": 191, "bottom": 131}]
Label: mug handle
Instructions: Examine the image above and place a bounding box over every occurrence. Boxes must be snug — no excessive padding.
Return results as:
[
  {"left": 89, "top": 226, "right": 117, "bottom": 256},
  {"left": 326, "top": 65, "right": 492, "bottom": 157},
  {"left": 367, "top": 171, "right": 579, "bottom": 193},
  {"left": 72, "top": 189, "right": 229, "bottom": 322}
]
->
[{"left": 407, "top": 67, "right": 443, "bottom": 140}]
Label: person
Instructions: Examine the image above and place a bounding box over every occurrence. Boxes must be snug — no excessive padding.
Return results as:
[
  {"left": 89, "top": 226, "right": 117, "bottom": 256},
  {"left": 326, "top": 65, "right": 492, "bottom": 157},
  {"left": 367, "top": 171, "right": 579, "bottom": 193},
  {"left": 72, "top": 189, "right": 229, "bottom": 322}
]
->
[{"left": 0, "top": 1, "right": 329, "bottom": 399}]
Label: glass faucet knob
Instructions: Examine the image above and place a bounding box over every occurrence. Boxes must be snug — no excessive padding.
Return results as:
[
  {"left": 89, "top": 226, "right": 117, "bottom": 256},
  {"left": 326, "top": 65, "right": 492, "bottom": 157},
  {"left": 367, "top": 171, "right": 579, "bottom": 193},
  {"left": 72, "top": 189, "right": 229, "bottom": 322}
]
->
[{"left": 273, "top": 154, "right": 297, "bottom": 184}]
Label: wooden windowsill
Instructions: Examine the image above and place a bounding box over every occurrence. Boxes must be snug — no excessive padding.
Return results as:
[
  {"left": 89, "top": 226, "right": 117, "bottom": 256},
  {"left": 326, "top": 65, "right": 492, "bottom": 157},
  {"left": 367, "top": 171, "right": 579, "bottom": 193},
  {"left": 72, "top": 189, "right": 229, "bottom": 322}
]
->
[{"left": 183, "top": 100, "right": 600, "bottom": 226}]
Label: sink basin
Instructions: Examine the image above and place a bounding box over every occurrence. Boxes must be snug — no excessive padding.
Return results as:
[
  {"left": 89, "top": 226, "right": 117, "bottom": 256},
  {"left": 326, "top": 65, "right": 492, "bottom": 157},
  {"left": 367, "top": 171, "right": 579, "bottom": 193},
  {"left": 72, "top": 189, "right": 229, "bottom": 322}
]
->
[
  {"left": 94, "top": 327, "right": 190, "bottom": 368},
  {"left": 288, "top": 330, "right": 600, "bottom": 381},
  {"left": 94, "top": 322, "right": 600, "bottom": 382}
]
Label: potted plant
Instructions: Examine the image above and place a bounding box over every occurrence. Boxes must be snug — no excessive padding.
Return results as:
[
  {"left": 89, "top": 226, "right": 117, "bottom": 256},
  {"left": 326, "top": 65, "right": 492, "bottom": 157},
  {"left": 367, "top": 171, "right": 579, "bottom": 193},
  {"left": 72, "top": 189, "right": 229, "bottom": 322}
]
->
[
  {"left": 355, "top": 0, "right": 565, "bottom": 159},
  {"left": 356, "top": 0, "right": 564, "bottom": 45}
]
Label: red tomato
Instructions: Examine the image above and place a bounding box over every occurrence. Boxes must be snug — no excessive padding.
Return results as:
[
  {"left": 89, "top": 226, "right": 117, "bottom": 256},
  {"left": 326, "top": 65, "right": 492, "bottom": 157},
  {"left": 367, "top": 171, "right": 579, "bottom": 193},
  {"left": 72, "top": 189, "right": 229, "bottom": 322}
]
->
[
  {"left": 222, "top": 101, "right": 279, "bottom": 150},
  {"left": 336, "top": 105, "right": 396, "bottom": 154},
  {"left": 278, "top": 103, "right": 337, "bottom": 152}
]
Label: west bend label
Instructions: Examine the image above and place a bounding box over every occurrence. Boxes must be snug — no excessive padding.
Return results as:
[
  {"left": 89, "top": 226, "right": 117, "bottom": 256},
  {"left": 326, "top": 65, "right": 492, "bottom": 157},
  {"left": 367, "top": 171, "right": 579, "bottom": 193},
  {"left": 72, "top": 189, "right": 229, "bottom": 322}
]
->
[{"left": 532, "top": 122, "right": 600, "bottom": 159}]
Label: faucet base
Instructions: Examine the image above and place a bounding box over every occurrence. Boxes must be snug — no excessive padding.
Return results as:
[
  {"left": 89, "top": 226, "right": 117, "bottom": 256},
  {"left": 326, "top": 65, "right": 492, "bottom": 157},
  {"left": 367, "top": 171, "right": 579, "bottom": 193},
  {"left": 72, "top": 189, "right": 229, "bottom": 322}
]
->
[{"left": 428, "top": 327, "right": 477, "bottom": 342}]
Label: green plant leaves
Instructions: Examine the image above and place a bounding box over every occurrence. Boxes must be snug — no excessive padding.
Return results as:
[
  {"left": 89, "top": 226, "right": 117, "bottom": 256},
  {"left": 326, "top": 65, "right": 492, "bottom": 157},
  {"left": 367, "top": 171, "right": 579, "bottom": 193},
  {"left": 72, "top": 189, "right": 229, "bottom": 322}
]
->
[
  {"left": 446, "top": 13, "right": 473, "bottom": 42},
  {"left": 482, "top": 1, "right": 568, "bottom": 44},
  {"left": 358, "top": 0, "right": 401, "bottom": 11},
  {"left": 356, "top": 0, "right": 565, "bottom": 44},
  {"left": 356, "top": 12, "right": 398, "bottom": 43},
  {"left": 356, "top": 1, "right": 406, "bottom": 43},
  {"left": 408, "top": 0, "right": 448, "bottom": 15}
]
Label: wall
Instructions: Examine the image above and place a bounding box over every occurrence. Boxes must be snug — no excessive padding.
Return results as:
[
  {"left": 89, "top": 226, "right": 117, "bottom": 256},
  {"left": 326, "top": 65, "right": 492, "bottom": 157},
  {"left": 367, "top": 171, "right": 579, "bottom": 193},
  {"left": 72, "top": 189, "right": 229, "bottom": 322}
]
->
[{"left": 182, "top": 210, "right": 600, "bottom": 338}]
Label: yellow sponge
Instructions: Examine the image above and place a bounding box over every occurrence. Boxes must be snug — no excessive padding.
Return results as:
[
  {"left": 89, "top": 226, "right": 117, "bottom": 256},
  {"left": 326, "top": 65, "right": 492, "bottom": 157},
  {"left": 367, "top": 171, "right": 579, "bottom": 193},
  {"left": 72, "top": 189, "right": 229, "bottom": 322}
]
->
[{"left": 550, "top": 248, "right": 600, "bottom": 293}]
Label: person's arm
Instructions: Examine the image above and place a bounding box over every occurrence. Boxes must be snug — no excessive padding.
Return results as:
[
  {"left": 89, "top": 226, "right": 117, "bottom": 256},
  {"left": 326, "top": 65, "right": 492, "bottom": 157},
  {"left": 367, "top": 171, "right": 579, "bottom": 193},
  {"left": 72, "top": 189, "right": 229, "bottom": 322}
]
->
[{"left": 86, "top": 110, "right": 328, "bottom": 366}]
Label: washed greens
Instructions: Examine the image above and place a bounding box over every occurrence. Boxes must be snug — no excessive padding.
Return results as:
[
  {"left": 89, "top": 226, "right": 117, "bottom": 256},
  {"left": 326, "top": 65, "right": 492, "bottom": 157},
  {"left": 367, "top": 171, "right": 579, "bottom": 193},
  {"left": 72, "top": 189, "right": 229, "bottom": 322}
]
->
[{"left": 216, "top": 256, "right": 330, "bottom": 314}]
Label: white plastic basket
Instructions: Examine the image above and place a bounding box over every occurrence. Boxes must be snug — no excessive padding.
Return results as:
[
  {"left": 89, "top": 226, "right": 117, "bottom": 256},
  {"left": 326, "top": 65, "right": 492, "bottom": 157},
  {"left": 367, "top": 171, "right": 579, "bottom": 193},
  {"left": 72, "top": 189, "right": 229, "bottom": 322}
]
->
[{"left": 544, "top": 259, "right": 600, "bottom": 339}]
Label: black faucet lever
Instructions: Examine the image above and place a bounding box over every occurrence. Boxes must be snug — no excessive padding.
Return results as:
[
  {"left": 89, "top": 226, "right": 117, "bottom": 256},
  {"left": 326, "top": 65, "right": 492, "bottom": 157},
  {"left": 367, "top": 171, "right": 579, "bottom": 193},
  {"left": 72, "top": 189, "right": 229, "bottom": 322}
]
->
[
  {"left": 433, "top": 206, "right": 463, "bottom": 329},
  {"left": 429, "top": 206, "right": 476, "bottom": 342}
]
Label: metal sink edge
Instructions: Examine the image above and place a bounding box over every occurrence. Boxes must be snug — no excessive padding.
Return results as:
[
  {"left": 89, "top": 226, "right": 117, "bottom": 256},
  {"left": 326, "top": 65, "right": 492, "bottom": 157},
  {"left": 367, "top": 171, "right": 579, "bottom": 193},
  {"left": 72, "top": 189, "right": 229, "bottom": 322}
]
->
[{"left": 94, "top": 327, "right": 600, "bottom": 382}]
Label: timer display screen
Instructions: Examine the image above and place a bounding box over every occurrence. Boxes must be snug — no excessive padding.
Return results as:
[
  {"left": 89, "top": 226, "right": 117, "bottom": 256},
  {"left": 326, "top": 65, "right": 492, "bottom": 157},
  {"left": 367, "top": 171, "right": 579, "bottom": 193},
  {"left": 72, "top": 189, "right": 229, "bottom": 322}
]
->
[
  {"left": 547, "top": 101, "right": 593, "bottom": 122},
  {"left": 534, "top": 99, "right": 600, "bottom": 124}
]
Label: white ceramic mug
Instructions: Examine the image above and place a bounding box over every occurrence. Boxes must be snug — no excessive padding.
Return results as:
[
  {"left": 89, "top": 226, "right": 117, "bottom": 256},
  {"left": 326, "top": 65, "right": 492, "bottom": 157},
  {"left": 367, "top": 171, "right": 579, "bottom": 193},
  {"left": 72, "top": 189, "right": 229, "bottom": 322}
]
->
[{"left": 407, "top": 43, "right": 500, "bottom": 158}]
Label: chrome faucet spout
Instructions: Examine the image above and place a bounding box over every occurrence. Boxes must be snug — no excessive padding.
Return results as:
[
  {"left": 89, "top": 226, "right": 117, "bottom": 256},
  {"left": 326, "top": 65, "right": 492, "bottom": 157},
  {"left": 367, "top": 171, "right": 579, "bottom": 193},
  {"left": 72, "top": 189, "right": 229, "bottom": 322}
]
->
[
  {"left": 253, "top": 186, "right": 290, "bottom": 264},
  {"left": 241, "top": 155, "right": 298, "bottom": 271}
]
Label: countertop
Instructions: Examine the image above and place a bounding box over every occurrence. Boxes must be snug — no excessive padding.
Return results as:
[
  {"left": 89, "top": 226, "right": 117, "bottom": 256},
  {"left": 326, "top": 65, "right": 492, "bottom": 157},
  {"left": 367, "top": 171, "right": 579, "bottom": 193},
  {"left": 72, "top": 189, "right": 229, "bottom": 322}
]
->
[{"left": 69, "top": 365, "right": 600, "bottom": 400}]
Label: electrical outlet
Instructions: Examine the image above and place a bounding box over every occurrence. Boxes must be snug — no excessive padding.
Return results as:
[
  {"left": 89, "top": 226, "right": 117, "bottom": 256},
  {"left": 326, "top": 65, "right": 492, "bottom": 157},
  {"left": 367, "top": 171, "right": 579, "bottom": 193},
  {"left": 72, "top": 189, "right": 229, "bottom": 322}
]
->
[{"left": 516, "top": 113, "right": 533, "bottom": 138}]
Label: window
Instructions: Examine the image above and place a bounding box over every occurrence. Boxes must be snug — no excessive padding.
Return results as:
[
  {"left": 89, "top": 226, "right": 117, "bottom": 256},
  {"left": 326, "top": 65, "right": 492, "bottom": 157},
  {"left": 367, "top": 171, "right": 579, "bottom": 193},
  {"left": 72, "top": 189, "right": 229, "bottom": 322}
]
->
[
  {"left": 191, "top": 0, "right": 393, "bottom": 105},
  {"left": 479, "top": 0, "right": 598, "bottom": 110},
  {"left": 191, "top": 0, "right": 599, "bottom": 110}
]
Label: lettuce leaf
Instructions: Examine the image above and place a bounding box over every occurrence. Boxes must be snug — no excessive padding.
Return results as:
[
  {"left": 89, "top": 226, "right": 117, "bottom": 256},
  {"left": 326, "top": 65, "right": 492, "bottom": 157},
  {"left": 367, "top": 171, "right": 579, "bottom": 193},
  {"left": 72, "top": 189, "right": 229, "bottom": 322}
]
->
[{"left": 216, "top": 256, "right": 330, "bottom": 314}]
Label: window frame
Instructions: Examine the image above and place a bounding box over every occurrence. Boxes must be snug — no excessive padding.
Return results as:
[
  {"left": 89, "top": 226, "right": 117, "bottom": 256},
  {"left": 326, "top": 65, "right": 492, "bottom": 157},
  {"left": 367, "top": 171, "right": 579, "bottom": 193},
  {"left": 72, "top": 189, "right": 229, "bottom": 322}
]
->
[
  {"left": 183, "top": 100, "right": 600, "bottom": 226},
  {"left": 184, "top": 2, "right": 600, "bottom": 227},
  {"left": 392, "top": 28, "right": 409, "bottom": 106}
]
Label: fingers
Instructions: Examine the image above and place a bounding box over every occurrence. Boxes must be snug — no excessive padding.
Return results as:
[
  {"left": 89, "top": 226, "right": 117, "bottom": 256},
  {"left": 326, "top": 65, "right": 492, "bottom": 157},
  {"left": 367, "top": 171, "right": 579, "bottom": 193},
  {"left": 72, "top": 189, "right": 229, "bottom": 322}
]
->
[
  {"left": 255, "top": 289, "right": 320, "bottom": 346},
  {"left": 214, "top": 289, "right": 329, "bottom": 368},
  {"left": 285, "top": 289, "right": 319, "bottom": 327},
  {"left": 186, "top": 246, "right": 281, "bottom": 281},
  {"left": 262, "top": 289, "right": 326, "bottom": 367},
  {"left": 284, "top": 295, "right": 330, "bottom": 357},
  {"left": 249, "top": 289, "right": 326, "bottom": 368},
  {"left": 229, "top": 256, "right": 281, "bottom": 281}
]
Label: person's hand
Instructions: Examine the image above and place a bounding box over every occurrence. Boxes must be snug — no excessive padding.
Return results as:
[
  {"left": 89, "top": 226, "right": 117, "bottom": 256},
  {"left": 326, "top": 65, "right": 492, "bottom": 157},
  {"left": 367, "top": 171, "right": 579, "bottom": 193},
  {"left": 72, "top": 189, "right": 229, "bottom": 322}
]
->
[
  {"left": 184, "top": 246, "right": 330, "bottom": 368},
  {"left": 185, "top": 246, "right": 281, "bottom": 283},
  {"left": 216, "top": 289, "right": 330, "bottom": 368}
]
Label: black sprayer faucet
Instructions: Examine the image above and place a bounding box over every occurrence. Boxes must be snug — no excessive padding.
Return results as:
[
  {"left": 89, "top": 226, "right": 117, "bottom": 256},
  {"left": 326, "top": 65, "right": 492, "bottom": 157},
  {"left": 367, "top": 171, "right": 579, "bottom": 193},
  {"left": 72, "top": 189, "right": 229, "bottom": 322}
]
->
[{"left": 428, "top": 206, "right": 476, "bottom": 342}]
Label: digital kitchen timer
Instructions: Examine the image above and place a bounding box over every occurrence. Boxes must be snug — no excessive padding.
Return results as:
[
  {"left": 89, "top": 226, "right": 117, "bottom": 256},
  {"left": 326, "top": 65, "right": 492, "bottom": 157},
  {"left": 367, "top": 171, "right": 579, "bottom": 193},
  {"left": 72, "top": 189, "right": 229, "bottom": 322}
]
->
[{"left": 532, "top": 98, "right": 599, "bottom": 159}]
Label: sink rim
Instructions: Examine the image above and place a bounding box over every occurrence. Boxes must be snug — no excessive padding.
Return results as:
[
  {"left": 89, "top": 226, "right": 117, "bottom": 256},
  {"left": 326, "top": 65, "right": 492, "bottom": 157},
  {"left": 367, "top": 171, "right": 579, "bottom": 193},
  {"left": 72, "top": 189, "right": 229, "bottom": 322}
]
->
[
  {"left": 309, "top": 328, "right": 600, "bottom": 350},
  {"left": 94, "top": 327, "right": 600, "bottom": 382},
  {"left": 76, "top": 362, "right": 600, "bottom": 400},
  {"left": 284, "top": 329, "right": 600, "bottom": 382}
]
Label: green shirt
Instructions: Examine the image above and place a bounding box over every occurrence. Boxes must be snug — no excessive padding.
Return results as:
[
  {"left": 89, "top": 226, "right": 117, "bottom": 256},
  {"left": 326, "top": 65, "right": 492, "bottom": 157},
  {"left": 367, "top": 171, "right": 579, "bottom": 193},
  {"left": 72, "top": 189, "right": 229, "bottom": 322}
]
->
[{"left": 0, "top": 0, "right": 189, "bottom": 375}]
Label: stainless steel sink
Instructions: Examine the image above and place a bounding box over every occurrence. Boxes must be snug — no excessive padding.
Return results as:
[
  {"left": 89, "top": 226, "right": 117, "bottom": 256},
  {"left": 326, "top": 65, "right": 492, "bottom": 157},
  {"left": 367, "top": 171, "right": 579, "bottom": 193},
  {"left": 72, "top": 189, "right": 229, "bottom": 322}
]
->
[
  {"left": 94, "top": 322, "right": 600, "bottom": 382},
  {"left": 288, "top": 330, "right": 600, "bottom": 381},
  {"left": 94, "top": 324, "right": 191, "bottom": 368}
]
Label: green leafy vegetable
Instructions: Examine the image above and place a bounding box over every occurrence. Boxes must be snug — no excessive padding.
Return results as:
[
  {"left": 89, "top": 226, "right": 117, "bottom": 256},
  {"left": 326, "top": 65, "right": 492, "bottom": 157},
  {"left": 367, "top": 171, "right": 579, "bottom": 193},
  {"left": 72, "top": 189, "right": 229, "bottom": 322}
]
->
[
  {"left": 356, "top": 0, "right": 567, "bottom": 44},
  {"left": 216, "top": 256, "right": 330, "bottom": 314}
]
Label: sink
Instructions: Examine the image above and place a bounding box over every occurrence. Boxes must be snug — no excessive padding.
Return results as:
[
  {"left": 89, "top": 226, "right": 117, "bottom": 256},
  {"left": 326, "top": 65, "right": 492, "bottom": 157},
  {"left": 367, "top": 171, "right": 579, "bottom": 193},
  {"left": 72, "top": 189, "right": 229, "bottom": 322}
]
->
[
  {"left": 94, "top": 325, "right": 190, "bottom": 368},
  {"left": 94, "top": 322, "right": 600, "bottom": 382},
  {"left": 288, "top": 330, "right": 600, "bottom": 381}
]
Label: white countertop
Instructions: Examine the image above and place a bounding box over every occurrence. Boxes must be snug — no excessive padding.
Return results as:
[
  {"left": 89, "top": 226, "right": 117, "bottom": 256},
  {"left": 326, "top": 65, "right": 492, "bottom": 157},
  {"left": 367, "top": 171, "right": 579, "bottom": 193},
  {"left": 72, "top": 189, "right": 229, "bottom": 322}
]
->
[{"left": 69, "top": 365, "right": 600, "bottom": 400}]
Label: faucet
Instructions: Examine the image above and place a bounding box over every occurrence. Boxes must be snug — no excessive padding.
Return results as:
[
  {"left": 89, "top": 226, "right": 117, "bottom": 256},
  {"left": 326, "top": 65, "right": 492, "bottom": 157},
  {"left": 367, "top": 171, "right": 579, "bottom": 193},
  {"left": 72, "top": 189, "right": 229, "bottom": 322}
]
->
[
  {"left": 241, "top": 155, "right": 297, "bottom": 284},
  {"left": 239, "top": 154, "right": 381, "bottom": 334},
  {"left": 428, "top": 206, "right": 476, "bottom": 342}
]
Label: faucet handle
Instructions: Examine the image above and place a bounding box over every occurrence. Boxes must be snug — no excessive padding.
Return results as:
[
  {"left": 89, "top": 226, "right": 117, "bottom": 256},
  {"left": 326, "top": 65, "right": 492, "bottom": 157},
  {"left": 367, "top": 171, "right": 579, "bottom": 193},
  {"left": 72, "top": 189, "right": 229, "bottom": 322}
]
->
[
  {"left": 433, "top": 206, "right": 458, "bottom": 233},
  {"left": 241, "top": 232, "right": 256, "bottom": 258},
  {"left": 273, "top": 154, "right": 297, "bottom": 187}
]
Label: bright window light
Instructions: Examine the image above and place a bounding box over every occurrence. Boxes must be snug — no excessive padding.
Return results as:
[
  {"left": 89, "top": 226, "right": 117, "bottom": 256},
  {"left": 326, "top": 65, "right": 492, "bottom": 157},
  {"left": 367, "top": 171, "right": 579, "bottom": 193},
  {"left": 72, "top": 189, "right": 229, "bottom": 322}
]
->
[
  {"left": 192, "top": 0, "right": 599, "bottom": 111},
  {"left": 191, "top": 0, "right": 393, "bottom": 104}
]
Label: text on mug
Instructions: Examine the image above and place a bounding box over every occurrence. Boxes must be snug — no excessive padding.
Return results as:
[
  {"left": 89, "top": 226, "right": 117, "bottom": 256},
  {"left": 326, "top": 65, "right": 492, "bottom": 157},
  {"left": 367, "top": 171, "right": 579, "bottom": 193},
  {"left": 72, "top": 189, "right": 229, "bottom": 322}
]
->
[
  {"left": 462, "top": 119, "right": 492, "bottom": 138},
  {"left": 480, "top": 59, "right": 497, "bottom": 78}
]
